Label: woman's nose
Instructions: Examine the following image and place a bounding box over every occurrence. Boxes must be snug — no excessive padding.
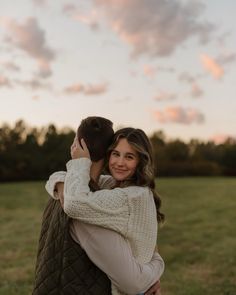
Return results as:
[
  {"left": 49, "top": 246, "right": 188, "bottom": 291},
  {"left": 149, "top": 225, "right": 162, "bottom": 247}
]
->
[{"left": 117, "top": 156, "right": 125, "bottom": 166}]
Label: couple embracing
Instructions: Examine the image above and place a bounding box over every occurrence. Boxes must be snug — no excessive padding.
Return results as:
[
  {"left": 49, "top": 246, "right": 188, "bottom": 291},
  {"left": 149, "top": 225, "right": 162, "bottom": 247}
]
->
[{"left": 32, "top": 116, "right": 165, "bottom": 295}]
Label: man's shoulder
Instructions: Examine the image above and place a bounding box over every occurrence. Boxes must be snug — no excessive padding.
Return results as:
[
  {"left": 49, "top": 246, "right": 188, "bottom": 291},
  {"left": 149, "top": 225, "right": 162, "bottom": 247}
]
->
[{"left": 98, "top": 175, "right": 116, "bottom": 189}]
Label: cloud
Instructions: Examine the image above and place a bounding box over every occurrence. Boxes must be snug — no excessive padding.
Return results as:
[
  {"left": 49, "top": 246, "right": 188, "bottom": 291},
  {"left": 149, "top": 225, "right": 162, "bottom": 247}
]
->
[
  {"left": 179, "top": 72, "right": 204, "bottom": 98},
  {"left": 0, "top": 75, "right": 11, "bottom": 88},
  {"left": 1, "top": 17, "right": 55, "bottom": 78},
  {"left": 210, "top": 134, "right": 232, "bottom": 145},
  {"left": 143, "top": 65, "right": 175, "bottom": 78},
  {"left": 143, "top": 64, "right": 156, "bottom": 78},
  {"left": 92, "top": 0, "right": 214, "bottom": 58},
  {"left": 64, "top": 82, "right": 108, "bottom": 95},
  {"left": 32, "top": 95, "right": 40, "bottom": 100},
  {"left": 84, "top": 83, "right": 107, "bottom": 95},
  {"left": 217, "top": 31, "right": 231, "bottom": 47},
  {"left": 200, "top": 54, "right": 224, "bottom": 80},
  {"left": 153, "top": 106, "right": 205, "bottom": 124},
  {"left": 217, "top": 52, "right": 236, "bottom": 65},
  {"left": 190, "top": 83, "right": 204, "bottom": 98},
  {"left": 179, "top": 72, "right": 195, "bottom": 83},
  {"left": 155, "top": 91, "right": 177, "bottom": 101},
  {"left": 35, "top": 59, "right": 52, "bottom": 78},
  {"left": 157, "top": 66, "right": 175, "bottom": 73},
  {"left": 32, "top": 0, "right": 47, "bottom": 6},
  {"left": 1, "top": 61, "right": 20, "bottom": 72},
  {"left": 16, "top": 78, "right": 51, "bottom": 90},
  {"left": 63, "top": 4, "right": 99, "bottom": 30}
]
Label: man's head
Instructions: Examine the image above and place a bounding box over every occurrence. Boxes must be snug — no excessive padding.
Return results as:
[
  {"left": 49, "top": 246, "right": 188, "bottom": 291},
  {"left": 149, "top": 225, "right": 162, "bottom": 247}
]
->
[{"left": 77, "top": 116, "right": 114, "bottom": 162}]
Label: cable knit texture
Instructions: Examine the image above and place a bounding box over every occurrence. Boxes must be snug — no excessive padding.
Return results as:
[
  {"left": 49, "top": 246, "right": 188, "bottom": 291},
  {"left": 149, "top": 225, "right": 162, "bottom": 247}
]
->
[
  {"left": 64, "top": 158, "right": 158, "bottom": 295},
  {"left": 45, "top": 171, "right": 67, "bottom": 199}
]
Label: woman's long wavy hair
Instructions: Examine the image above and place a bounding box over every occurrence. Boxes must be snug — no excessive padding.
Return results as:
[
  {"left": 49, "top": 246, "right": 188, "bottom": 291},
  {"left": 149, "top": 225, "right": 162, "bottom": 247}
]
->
[{"left": 107, "top": 127, "right": 165, "bottom": 223}]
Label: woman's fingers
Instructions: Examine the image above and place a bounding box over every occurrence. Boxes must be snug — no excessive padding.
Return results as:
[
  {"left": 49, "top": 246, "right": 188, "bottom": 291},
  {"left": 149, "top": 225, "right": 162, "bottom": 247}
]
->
[
  {"left": 70, "top": 138, "right": 90, "bottom": 159},
  {"left": 80, "top": 138, "right": 89, "bottom": 151},
  {"left": 145, "top": 280, "right": 161, "bottom": 295},
  {"left": 71, "top": 136, "right": 77, "bottom": 150}
]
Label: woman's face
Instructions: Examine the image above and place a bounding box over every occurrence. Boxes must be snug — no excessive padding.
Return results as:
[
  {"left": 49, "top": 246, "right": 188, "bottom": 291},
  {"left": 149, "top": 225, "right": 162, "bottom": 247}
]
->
[{"left": 109, "top": 138, "right": 139, "bottom": 181}]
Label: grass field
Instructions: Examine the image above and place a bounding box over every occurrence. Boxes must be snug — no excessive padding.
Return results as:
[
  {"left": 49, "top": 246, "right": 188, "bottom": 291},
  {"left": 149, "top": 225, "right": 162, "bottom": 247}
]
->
[{"left": 0, "top": 178, "right": 236, "bottom": 295}]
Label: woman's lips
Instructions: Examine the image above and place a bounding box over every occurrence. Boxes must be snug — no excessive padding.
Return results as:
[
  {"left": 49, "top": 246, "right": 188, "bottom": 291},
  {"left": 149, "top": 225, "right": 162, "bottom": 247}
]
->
[{"left": 113, "top": 168, "right": 127, "bottom": 173}]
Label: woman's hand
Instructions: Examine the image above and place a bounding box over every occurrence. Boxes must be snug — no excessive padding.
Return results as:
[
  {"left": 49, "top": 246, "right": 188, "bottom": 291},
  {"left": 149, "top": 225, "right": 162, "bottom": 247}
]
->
[
  {"left": 145, "top": 280, "right": 161, "bottom": 295},
  {"left": 70, "top": 137, "right": 90, "bottom": 159}
]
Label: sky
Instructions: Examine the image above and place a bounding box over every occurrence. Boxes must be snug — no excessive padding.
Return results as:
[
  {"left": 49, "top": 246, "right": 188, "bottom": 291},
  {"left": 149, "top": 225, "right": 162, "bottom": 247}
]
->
[{"left": 0, "top": 0, "right": 235, "bottom": 143}]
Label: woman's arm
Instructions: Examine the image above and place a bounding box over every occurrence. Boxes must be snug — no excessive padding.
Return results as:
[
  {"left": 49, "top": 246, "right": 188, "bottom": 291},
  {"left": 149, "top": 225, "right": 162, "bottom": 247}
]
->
[
  {"left": 45, "top": 171, "right": 66, "bottom": 199},
  {"left": 64, "top": 158, "right": 131, "bottom": 235},
  {"left": 75, "top": 221, "right": 164, "bottom": 294}
]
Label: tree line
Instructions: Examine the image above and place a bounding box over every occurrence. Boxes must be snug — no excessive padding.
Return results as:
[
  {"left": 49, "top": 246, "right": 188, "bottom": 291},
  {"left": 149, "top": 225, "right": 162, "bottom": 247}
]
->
[{"left": 0, "top": 120, "right": 235, "bottom": 181}]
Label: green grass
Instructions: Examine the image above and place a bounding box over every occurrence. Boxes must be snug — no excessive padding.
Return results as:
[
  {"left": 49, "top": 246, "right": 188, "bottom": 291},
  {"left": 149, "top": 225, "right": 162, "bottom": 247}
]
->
[
  {"left": 0, "top": 178, "right": 236, "bottom": 295},
  {"left": 0, "top": 182, "right": 47, "bottom": 295},
  {"left": 157, "top": 177, "right": 236, "bottom": 295}
]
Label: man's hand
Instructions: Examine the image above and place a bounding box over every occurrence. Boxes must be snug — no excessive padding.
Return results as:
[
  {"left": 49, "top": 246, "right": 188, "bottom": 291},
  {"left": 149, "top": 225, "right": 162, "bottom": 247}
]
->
[
  {"left": 70, "top": 137, "right": 90, "bottom": 160},
  {"left": 145, "top": 280, "right": 161, "bottom": 295}
]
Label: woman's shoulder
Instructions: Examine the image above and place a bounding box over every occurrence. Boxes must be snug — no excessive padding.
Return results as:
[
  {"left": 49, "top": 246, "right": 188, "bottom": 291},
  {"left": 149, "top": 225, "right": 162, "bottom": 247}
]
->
[{"left": 123, "top": 185, "right": 151, "bottom": 198}]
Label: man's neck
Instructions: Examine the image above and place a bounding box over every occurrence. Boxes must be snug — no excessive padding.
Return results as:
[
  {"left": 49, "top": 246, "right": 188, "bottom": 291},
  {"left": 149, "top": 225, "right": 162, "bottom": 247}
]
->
[{"left": 90, "top": 159, "right": 104, "bottom": 183}]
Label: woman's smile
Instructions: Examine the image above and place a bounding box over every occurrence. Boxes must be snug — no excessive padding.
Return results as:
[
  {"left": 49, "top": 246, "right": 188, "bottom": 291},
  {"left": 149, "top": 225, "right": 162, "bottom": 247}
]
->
[{"left": 109, "top": 138, "right": 139, "bottom": 181}]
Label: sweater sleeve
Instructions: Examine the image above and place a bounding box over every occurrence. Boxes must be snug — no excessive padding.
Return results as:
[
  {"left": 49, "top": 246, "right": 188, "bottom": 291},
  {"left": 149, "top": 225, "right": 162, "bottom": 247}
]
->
[
  {"left": 45, "top": 171, "right": 67, "bottom": 199},
  {"left": 64, "top": 158, "right": 130, "bottom": 236}
]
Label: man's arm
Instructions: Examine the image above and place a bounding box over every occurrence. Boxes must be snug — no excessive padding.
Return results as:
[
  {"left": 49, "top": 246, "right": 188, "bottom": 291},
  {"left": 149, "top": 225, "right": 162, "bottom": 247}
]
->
[{"left": 72, "top": 221, "right": 164, "bottom": 294}]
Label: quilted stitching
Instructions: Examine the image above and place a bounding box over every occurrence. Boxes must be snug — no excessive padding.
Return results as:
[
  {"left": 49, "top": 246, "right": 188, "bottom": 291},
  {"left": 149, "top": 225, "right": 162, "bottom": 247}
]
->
[{"left": 32, "top": 198, "right": 111, "bottom": 295}]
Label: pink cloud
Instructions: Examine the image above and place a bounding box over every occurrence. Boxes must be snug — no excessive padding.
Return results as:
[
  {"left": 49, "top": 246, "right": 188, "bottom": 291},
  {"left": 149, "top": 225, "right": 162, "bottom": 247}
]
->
[
  {"left": 84, "top": 83, "right": 108, "bottom": 95},
  {"left": 210, "top": 134, "right": 232, "bottom": 144},
  {"left": 63, "top": 4, "right": 99, "bottom": 30},
  {"left": 32, "top": 95, "right": 40, "bottom": 100},
  {"left": 143, "top": 64, "right": 156, "bottom": 78},
  {"left": 64, "top": 82, "right": 108, "bottom": 95},
  {"left": 153, "top": 106, "right": 205, "bottom": 124},
  {"left": 92, "top": 0, "right": 214, "bottom": 57},
  {"left": 0, "top": 75, "right": 11, "bottom": 87},
  {"left": 65, "top": 83, "right": 84, "bottom": 94},
  {"left": 200, "top": 54, "right": 224, "bottom": 80},
  {"left": 1, "top": 17, "right": 55, "bottom": 78},
  {"left": 134, "top": 63, "right": 175, "bottom": 79}
]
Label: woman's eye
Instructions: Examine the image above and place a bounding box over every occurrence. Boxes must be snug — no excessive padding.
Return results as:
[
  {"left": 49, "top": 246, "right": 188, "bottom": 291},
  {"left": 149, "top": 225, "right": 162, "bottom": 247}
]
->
[
  {"left": 112, "top": 151, "right": 119, "bottom": 157},
  {"left": 126, "top": 155, "right": 134, "bottom": 160}
]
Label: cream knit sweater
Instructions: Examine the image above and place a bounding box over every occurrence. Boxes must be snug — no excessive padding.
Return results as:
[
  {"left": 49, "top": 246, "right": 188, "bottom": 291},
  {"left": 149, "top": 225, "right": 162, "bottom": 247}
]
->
[{"left": 64, "top": 158, "right": 158, "bottom": 295}]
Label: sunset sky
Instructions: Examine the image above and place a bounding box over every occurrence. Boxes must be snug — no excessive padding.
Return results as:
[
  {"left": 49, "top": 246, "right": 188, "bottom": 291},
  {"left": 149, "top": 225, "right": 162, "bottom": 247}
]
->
[{"left": 0, "top": 0, "right": 235, "bottom": 142}]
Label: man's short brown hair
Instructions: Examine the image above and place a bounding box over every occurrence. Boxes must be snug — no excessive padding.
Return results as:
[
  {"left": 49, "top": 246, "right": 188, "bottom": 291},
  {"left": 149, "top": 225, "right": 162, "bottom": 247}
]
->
[{"left": 77, "top": 116, "right": 114, "bottom": 162}]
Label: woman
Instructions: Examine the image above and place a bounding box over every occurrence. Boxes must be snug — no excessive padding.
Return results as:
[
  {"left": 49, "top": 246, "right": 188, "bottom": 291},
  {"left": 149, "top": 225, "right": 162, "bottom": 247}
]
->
[{"left": 63, "top": 127, "right": 165, "bottom": 295}]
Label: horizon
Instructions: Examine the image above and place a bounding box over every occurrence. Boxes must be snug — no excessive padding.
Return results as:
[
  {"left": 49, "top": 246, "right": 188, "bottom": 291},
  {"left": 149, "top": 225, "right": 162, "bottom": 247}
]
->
[{"left": 1, "top": 117, "right": 235, "bottom": 145}]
